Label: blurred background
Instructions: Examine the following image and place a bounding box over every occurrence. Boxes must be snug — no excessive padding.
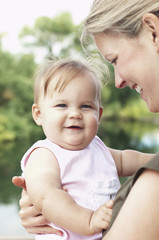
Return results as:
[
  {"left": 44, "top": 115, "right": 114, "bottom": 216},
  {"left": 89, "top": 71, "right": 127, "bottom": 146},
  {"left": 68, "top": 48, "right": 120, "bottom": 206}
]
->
[{"left": 0, "top": 0, "right": 159, "bottom": 239}]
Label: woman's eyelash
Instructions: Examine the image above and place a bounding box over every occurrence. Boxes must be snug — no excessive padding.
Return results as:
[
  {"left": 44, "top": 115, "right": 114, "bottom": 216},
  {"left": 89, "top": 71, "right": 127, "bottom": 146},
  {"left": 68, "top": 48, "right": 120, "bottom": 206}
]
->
[{"left": 111, "top": 58, "right": 117, "bottom": 64}]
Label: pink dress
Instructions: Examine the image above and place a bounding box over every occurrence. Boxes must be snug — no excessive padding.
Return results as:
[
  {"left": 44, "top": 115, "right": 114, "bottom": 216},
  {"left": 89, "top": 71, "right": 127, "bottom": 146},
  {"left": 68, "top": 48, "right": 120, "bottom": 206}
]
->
[{"left": 21, "top": 136, "right": 121, "bottom": 240}]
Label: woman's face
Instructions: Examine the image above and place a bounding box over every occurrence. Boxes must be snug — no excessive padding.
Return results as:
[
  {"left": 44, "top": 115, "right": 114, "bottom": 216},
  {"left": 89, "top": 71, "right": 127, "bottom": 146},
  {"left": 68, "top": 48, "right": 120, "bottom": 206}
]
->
[{"left": 94, "top": 31, "right": 159, "bottom": 112}]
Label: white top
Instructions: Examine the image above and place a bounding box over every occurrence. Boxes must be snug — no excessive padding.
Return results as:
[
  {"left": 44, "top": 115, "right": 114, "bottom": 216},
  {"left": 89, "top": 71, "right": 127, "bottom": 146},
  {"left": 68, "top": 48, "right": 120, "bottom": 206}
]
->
[{"left": 21, "top": 136, "right": 121, "bottom": 240}]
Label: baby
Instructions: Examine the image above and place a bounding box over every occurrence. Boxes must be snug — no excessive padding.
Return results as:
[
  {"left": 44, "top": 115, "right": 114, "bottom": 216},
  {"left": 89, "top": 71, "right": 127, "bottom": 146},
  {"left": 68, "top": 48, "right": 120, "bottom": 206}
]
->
[{"left": 21, "top": 57, "right": 153, "bottom": 239}]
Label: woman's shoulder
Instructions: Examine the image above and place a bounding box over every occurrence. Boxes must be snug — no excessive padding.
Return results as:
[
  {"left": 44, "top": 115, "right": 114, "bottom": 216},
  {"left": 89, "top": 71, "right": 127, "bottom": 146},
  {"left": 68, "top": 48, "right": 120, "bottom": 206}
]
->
[
  {"left": 104, "top": 167, "right": 159, "bottom": 240},
  {"left": 104, "top": 152, "right": 159, "bottom": 235},
  {"left": 103, "top": 152, "right": 159, "bottom": 239},
  {"left": 144, "top": 151, "right": 159, "bottom": 169},
  {"left": 133, "top": 151, "right": 159, "bottom": 184}
]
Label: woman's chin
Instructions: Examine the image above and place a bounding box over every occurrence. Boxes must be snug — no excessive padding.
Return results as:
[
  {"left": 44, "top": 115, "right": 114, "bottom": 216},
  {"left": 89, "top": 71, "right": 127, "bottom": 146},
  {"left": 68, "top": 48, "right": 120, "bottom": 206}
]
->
[{"left": 146, "top": 102, "right": 159, "bottom": 113}]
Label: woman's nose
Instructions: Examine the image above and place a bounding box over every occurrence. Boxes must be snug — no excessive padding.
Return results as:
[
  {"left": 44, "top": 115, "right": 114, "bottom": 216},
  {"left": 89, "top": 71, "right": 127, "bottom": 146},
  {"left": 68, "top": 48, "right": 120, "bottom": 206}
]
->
[{"left": 114, "top": 68, "right": 127, "bottom": 89}]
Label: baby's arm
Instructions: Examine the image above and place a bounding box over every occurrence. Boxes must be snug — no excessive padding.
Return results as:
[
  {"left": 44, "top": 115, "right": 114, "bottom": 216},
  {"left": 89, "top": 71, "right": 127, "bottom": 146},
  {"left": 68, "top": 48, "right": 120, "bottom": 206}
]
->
[
  {"left": 24, "top": 148, "right": 107, "bottom": 236},
  {"left": 109, "top": 148, "right": 154, "bottom": 176}
]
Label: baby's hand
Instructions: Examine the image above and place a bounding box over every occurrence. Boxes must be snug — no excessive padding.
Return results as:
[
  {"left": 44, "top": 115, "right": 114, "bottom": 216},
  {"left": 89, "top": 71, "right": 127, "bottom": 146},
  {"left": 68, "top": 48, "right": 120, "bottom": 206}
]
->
[{"left": 90, "top": 200, "right": 114, "bottom": 234}]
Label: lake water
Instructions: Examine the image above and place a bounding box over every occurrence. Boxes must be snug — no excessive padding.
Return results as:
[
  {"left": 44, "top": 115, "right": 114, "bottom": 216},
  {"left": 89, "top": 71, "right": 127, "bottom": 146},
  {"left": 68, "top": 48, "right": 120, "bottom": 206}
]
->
[
  {"left": 0, "top": 120, "right": 159, "bottom": 239},
  {"left": 0, "top": 203, "right": 33, "bottom": 239}
]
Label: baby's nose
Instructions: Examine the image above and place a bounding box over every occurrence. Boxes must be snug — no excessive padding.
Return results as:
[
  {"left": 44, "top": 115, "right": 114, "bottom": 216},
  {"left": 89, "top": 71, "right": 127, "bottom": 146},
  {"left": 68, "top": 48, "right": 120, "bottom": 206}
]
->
[{"left": 68, "top": 111, "right": 82, "bottom": 119}]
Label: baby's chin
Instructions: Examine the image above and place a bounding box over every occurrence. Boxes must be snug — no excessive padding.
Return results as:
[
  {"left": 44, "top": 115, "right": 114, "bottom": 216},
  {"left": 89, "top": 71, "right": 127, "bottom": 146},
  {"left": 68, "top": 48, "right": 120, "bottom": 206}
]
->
[
  {"left": 61, "top": 143, "right": 87, "bottom": 151},
  {"left": 47, "top": 137, "right": 91, "bottom": 151},
  {"left": 61, "top": 141, "right": 89, "bottom": 151}
]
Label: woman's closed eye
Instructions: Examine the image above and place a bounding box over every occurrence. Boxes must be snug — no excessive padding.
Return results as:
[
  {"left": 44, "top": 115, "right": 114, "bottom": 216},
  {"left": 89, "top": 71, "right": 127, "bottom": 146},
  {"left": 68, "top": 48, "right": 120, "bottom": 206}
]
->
[{"left": 111, "top": 58, "right": 118, "bottom": 65}]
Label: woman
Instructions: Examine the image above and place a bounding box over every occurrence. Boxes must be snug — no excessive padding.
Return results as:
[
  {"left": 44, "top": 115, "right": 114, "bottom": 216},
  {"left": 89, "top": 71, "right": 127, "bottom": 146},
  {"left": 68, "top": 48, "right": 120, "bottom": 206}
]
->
[{"left": 13, "top": 0, "right": 159, "bottom": 239}]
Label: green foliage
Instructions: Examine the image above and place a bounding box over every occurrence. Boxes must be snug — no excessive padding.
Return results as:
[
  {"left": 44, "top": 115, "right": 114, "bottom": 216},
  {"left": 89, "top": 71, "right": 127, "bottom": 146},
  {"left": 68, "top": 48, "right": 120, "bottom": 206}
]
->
[
  {"left": 0, "top": 114, "right": 15, "bottom": 142},
  {"left": 19, "top": 12, "right": 79, "bottom": 56},
  {"left": 0, "top": 49, "right": 36, "bottom": 142},
  {"left": 0, "top": 140, "right": 32, "bottom": 203},
  {"left": 99, "top": 119, "right": 158, "bottom": 153},
  {"left": 0, "top": 11, "right": 158, "bottom": 144}
]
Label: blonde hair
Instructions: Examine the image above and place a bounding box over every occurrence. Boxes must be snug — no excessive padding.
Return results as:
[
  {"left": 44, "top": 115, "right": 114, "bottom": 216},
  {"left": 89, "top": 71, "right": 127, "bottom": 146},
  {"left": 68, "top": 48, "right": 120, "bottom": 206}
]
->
[
  {"left": 83, "top": 0, "right": 159, "bottom": 38},
  {"left": 34, "top": 57, "right": 104, "bottom": 104}
]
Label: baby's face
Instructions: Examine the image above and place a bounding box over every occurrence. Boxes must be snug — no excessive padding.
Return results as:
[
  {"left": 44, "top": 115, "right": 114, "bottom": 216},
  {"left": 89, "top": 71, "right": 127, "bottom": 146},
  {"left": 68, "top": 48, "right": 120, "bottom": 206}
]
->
[{"left": 36, "top": 72, "right": 103, "bottom": 150}]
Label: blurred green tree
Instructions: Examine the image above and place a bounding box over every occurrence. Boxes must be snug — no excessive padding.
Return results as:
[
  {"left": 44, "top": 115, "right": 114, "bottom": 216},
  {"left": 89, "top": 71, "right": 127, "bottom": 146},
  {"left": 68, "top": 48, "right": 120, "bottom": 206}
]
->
[
  {"left": 0, "top": 48, "right": 37, "bottom": 142},
  {"left": 0, "top": 11, "right": 155, "bottom": 144},
  {"left": 19, "top": 12, "right": 81, "bottom": 57}
]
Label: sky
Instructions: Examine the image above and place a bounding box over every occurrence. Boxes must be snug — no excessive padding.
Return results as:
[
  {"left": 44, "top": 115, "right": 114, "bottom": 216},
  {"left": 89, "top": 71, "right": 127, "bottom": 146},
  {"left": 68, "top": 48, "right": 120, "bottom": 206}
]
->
[{"left": 0, "top": 0, "right": 93, "bottom": 53}]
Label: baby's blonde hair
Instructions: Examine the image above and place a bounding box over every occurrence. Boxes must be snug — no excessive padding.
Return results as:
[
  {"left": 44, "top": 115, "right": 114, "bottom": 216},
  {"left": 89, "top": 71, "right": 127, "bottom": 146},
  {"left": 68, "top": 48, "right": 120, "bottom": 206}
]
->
[
  {"left": 82, "top": 0, "right": 159, "bottom": 38},
  {"left": 34, "top": 57, "right": 104, "bottom": 104}
]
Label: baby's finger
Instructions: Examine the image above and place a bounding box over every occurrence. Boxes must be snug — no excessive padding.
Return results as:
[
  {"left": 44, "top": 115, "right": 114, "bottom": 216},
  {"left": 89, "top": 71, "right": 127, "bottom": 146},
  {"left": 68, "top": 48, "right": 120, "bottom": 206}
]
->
[
  {"left": 104, "top": 207, "right": 113, "bottom": 217},
  {"left": 99, "top": 219, "right": 111, "bottom": 230},
  {"left": 105, "top": 200, "right": 114, "bottom": 208}
]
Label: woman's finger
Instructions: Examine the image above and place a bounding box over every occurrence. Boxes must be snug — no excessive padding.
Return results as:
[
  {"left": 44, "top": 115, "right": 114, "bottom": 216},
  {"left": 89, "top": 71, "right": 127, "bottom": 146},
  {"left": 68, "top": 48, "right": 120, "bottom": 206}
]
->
[{"left": 25, "top": 226, "right": 63, "bottom": 236}]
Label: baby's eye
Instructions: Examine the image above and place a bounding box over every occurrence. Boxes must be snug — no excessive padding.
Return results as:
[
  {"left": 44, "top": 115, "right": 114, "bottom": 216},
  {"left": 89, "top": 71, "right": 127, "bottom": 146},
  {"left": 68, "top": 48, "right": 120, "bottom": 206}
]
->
[
  {"left": 81, "top": 104, "right": 92, "bottom": 109},
  {"left": 56, "top": 104, "right": 67, "bottom": 108}
]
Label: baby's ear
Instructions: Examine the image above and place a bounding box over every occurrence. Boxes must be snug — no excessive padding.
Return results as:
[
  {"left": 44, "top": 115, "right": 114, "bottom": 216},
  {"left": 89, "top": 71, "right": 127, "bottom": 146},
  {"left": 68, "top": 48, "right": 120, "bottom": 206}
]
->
[
  {"left": 98, "top": 106, "right": 103, "bottom": 123},
  {"left": 32, "top": 103, "right": 42, "bottom": 126}
]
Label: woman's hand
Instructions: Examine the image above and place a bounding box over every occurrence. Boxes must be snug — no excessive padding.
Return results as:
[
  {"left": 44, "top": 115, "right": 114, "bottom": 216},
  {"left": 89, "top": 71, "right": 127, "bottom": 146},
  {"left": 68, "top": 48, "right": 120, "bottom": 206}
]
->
[{"left": 12, "top": 176, "right": 63, "bottom": 236}]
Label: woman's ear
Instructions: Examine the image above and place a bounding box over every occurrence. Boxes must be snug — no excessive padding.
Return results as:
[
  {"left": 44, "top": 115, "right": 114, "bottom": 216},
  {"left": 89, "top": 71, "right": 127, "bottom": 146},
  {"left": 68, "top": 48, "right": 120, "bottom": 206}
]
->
[
  {"left": 142, "top": 13, "right": 159, "bottom": 50},
  {"left": 32, "top": 103, "right": 42, "bottom": 126}
]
